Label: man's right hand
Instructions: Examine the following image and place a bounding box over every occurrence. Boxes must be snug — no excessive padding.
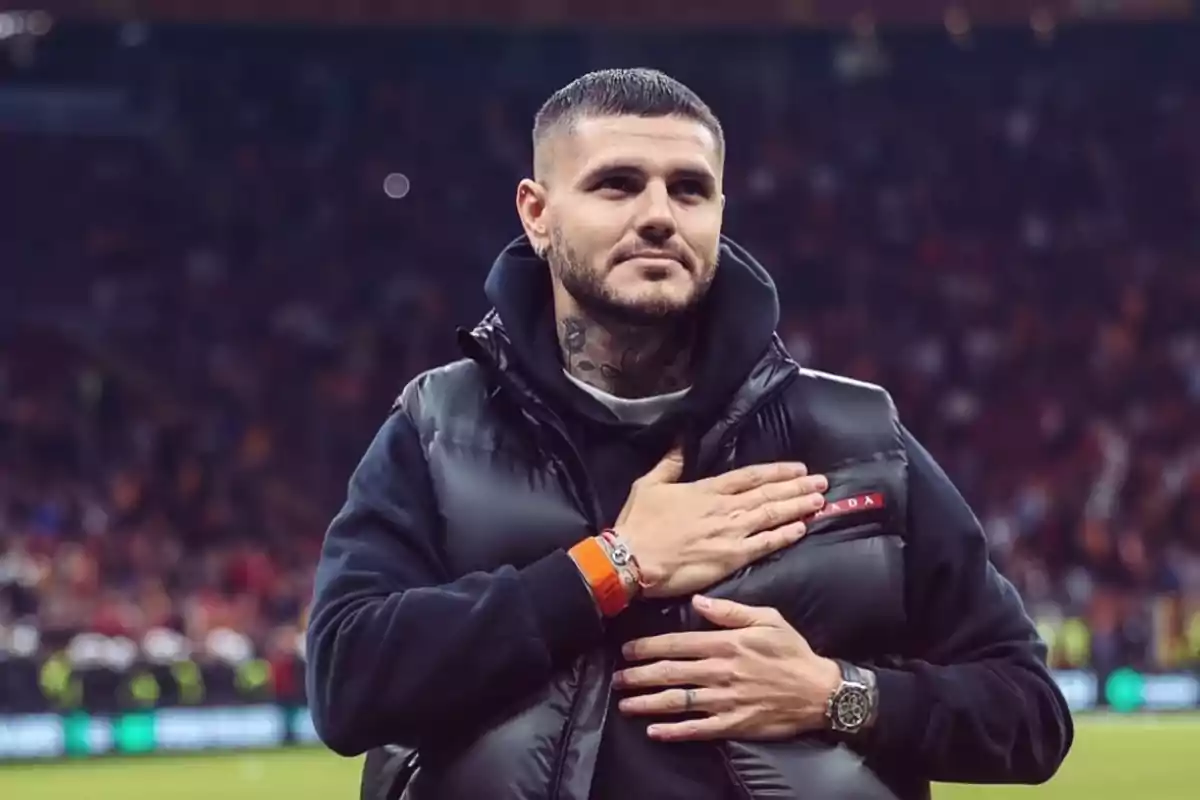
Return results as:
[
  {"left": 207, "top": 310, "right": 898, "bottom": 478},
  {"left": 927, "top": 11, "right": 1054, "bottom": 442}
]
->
[{"left": 614, "top": 448, "right": 828, "bottom": 599}]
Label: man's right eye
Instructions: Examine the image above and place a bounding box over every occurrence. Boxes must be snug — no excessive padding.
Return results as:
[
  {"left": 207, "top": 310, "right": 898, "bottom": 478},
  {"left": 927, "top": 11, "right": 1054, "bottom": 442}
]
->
[{"left": 596, "top": 176, "right": 637, "bottom": 194}]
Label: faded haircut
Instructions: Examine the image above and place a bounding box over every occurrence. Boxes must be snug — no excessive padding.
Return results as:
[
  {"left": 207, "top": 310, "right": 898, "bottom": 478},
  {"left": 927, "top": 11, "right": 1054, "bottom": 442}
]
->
[{"left": 532, "top": 68, "right": 724, "bottom": 180}]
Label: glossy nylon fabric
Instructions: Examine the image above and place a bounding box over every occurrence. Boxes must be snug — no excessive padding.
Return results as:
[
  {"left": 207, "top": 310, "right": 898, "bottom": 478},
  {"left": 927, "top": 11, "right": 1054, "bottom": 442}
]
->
[{"left": 362, "top": 328, "right": 910, "bottom": 800}]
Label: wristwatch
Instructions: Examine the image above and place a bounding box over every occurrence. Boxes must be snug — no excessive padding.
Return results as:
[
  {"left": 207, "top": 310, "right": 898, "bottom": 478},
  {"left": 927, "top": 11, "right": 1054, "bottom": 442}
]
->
[{"left": 824, "top": 660, "right": 878, "bottom": 735}]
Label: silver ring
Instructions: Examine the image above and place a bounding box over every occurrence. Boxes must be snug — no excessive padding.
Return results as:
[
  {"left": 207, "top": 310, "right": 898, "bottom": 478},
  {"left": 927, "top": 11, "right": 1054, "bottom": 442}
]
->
[{"left": 683, "top": 688, "right": 695, "bottom": 712}]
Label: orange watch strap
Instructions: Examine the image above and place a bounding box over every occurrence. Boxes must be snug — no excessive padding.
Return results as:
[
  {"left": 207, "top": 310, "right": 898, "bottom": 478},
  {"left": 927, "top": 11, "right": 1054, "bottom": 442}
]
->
[{"left": 569, "top": 537, "right": 629, "bottom": 618}]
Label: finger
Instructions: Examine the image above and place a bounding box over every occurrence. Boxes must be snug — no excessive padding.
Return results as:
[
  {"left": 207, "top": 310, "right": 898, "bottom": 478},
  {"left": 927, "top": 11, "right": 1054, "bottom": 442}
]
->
[
  {"left": 692, "top": 595, "right": 783, "bottom": 629},
  {"left": 700, "top": 462, "right": 808, "bottom": 495},
  {"left": 725, "top": 474, "right": 829, "bottom": 512},
  {"left": 613, "top": 659, "right": 725, "bottom": 690},
  {"left": 737, "top": 520, "right": 808, "bottom": 563},
  {"left": 622, "top": 631, "right": 737, "bottom": 662},
  {"left": 739, "top": 493, "right": 826, "bottom": 534},
  {"left": 646, "top": 714, "right": 739, "bottom": 741},
  {"left": 618, "top": 687, "right": 728, "bottom": 717},
  {"left": 637, "top": 446, "right": 684, "bottom": 486}
]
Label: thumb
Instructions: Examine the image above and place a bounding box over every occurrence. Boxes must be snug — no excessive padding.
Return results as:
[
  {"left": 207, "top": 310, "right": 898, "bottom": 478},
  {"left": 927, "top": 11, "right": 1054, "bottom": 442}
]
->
[
  {"left": 693, "top": 596, "right": 782, "bottom": 629},
  {"left": 640, "top": 446, "right": 684, "bottom": 485}
]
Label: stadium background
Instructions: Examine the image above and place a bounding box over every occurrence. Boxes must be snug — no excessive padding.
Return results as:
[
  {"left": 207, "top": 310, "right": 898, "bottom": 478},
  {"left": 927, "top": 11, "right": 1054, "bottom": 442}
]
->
[{"left": 1, "top": 0, "right": 1198, "bottom": 796}]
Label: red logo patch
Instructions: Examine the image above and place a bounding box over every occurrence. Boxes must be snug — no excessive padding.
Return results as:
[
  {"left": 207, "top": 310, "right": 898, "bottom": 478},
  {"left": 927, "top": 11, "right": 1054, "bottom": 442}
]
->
[{"left": 813, "top": 492, "right": 885, "bottom": 520}]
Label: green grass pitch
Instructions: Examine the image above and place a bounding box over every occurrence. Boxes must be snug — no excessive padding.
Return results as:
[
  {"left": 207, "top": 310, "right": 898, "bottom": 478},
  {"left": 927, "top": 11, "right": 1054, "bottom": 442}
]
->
[{"left": 1, "top": 715, "right": 1196, "bottom": 798}]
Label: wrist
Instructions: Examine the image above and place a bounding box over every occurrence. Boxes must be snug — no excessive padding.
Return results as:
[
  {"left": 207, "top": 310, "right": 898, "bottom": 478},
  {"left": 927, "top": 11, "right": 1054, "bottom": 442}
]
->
[
  {"left": 817, "top": 657, "right": 843, "bottom": 699},
  {"left": 596, "top": 531, "right": 641, "bottom": 603},
  {"left": 815, "top": 657, "right": 843, "bottom": 727},
  {"left": 568, "top": 537, "right": 630, "bottom": 617},
  {"left": 568, "top": 532, "right": 646, "bottom": 617},
  {"left": 606, "top": 526, "right": 667, "bottom": 593},
  {"left": 778, "top": 656, "right": 843, "bottom": 733},
  {"left": 823, "top": 660, "right": 879, "bottom": 737}
]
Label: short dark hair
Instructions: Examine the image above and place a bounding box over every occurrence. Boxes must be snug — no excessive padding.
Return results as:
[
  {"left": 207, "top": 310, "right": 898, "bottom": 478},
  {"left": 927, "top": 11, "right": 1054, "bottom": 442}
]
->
[{"left": 532, "top": 68, "right": 724, "bottom": 174}]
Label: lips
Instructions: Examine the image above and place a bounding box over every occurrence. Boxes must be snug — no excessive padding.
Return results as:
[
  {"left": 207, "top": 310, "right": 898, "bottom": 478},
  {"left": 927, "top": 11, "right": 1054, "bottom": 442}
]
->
[
  {"left": 624, "top": 251, "right": 681, "bottom": 261},
  {"left": 622, "top": 252, "right": 685, "bottom": 268}
]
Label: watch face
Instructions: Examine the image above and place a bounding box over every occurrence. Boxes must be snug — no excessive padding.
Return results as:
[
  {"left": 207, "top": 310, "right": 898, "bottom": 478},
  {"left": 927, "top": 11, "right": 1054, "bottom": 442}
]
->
[{"left": 834, "top": 685, "right": 872, "bottom": 730}]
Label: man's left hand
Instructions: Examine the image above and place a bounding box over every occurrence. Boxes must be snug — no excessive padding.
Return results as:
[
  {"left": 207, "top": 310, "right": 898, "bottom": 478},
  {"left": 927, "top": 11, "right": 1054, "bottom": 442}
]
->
[{"left": 614, "top": 595, "right": 842, "bottom": 742}]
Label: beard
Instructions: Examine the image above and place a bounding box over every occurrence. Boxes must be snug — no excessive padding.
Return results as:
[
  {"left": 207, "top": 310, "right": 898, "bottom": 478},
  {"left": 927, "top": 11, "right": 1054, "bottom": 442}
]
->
[{"left": 545, "top": 226, "right": 714, "bottom": 326}]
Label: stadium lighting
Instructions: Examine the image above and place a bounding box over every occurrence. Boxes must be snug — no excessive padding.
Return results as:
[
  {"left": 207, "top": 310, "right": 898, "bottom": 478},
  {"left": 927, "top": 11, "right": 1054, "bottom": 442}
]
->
[
  {"left": 1031, "top": 8, "right": 1056, "bottom": 44},
  {"left": 850, "top": 11, "right": 876, "bottom": 41},
  {"left": 27, "top": 11, "right": 53, "bottom": 37},
  {"left": 383, "top": 172, "right": 411, "bottom": 199},
  {"left": 0, "top": 10, "right": 52, "bottom": 39},
  {"left": 944, "top": 6, "right": 972, "bottom": 47}
]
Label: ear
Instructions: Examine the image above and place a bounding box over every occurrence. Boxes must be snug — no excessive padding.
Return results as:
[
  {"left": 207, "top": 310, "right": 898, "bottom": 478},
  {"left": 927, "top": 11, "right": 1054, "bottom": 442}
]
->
[{"left": 516, "top": 179, "right": 550, "bottom": 257}]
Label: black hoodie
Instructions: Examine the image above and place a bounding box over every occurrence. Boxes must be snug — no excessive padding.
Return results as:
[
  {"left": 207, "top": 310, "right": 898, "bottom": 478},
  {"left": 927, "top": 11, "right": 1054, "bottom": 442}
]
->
[
  {"left": 305, "top": 235, "right": 787, "bottom": 762},
  {"left": 308, "top": 235, "right": 1073, "bottom": 795}
]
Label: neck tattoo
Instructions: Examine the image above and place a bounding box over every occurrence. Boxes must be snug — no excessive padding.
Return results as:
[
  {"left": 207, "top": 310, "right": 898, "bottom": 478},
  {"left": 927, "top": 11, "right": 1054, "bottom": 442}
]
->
[{"left": 557, "top": 314, "right": 694, "bottom": 399}]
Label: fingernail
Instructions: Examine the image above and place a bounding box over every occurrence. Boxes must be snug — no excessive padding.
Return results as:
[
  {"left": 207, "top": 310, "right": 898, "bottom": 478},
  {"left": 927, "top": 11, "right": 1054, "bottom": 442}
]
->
[
  {"left": 612, "top": 671, "right": 625, "bottom": 687},
  {"left": 817, "top": 476, "right": 829, "bottom": 491},
  {"left": 647, "top": 725, "right": 663, "bottom": 737},
  {"left": 693, "top": 595, "right": 711, "bottom": 609}
]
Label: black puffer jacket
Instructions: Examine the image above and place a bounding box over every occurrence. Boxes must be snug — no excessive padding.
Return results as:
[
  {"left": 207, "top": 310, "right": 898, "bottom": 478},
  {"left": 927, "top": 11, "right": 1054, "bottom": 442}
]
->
[{"left": 307, "top": 237, "right": 1072, "bottom": 800}]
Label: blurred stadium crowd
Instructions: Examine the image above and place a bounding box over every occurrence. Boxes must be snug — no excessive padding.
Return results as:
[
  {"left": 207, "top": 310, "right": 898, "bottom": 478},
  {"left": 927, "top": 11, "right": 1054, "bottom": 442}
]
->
[{"left": 1, "top": 23, "right": 1199, "bottom": 710}]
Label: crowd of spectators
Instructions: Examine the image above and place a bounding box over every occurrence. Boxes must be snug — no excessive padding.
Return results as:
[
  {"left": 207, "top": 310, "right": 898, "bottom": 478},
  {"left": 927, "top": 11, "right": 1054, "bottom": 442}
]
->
[{"left": 1, "top": 22, "right": 1199, "bottom": 699}]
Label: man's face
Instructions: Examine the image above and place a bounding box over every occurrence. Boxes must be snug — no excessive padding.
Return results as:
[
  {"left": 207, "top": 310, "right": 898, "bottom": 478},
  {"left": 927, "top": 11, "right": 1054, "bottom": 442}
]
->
[{"left": 519, "top": 114, "right": 725, "bottom": 324}]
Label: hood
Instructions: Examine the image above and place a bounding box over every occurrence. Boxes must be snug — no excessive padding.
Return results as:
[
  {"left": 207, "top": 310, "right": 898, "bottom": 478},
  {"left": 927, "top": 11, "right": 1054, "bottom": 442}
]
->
[{"left": 463, "top": 234, "right": 784, "bottom": 431}]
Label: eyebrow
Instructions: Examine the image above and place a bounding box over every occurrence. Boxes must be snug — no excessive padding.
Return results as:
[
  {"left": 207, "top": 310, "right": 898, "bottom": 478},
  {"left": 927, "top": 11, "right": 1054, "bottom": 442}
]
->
[{"left": 579, "top": 162, "right": 717, "bottom": 191}]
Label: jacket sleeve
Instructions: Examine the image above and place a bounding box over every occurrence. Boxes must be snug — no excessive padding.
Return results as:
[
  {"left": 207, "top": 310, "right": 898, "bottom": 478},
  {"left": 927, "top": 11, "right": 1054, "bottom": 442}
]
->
[
  {"left": 858, "top": 426, "right": 1074, "bottom": 784},
  {"left": 304, "top": 405, "right": 606, "bottom": 757}
]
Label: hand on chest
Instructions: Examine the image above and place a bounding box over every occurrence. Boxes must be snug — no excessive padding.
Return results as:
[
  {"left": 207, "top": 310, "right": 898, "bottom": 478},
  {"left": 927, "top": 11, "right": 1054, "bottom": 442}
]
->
[{"left": 430, "top": 430, "right": 908, "bottom": 657}]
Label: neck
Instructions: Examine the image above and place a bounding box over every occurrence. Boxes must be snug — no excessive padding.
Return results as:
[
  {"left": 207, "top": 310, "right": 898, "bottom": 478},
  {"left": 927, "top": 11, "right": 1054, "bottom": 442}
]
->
[{"left": 556, "top": 307, "right": 695, "bottom": 399}]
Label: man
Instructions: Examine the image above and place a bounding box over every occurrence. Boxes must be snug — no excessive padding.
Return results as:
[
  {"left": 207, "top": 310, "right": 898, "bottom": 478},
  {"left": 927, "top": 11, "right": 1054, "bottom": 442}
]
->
[{"left": 306, "top": 69, "right": 1073, "bottom": 800}]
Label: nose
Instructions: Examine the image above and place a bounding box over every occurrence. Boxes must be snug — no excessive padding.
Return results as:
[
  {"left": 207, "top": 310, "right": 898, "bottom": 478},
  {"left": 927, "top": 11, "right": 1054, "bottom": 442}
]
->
[{"left": 634, "top": 180, "right": 676, "bottom": 245}]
